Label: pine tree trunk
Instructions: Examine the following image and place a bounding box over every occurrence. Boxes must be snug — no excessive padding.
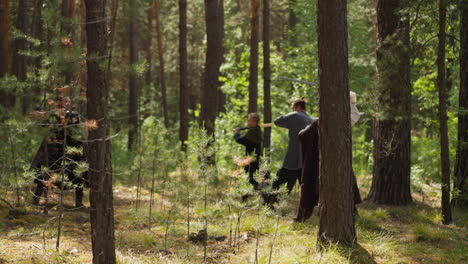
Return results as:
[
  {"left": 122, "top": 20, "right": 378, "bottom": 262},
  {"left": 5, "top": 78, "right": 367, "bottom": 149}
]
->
[
  {"left": 145, "top": 1, "right": 153, "bottom": 86},
  {"left": 128, "top": 0, "right": 139, "bottom": 151},
  {"left": 11, "top": 0, "right": 28, "bottom": 115},
  {"left": 80, "top": 0, "right": 86, "bottom": 47},
  {"left": 437, "top": 0, "right": 452, "bottom": 224},
  {"left": 31, "top": 0, "right": 44, "bottom": 54},
  {"left": 61, "top": 0, "right": 76, "bottom": 84},
  {"left": 367, "top": 0, "right": 412, "bottom": 205},
  {"left": 263, "top": 0, "right": 272, "bottom": 153},
  {"left": 79, "top": 0, "right": 87, "bottom": 116},
  {"left": 316, "top": 0, "right": 356, "bottom": 247},
  {"left": 155, "top": 0, "right": 169, "bottom": 128},
  {"left": 84, "top": 1, "right": 116, "bottom": 263},
  {"left": 0, "top": 0, "right": 14, "bottom": 109},
  {"left": 288, "top": 0, "right": 298, "bottom": 55},
  {"left": 454, "top": 0, "right": 468, "bottom": 207},
  {"left": 179, "top": 0, "right": 189, "bottom": 151},
  {"left": 201, "top": 0, "right": 223, "bottom": 135},
  {"left": 248, "top": 0, "right": 260, "bottom": 114},
  {"left": 216, "top": 0, "right": 226, "bottom": 114},
  {"left": 289, "top": 0, "right": 298, "bottom": 32},
  {"left": 31, "top": 0, "right": 44, "bottom": 107}
]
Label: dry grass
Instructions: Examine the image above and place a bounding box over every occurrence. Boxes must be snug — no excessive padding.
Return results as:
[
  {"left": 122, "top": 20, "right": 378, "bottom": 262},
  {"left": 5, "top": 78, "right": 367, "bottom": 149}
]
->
[{"left": 0, "top": 179, "right": 467, "bottom": 264}]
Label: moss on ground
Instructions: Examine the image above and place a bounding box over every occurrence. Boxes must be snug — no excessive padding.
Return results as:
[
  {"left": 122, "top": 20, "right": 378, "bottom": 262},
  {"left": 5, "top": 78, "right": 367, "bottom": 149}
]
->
[{"left": 0, "top": 182, "right": 467, "bottom": 264}]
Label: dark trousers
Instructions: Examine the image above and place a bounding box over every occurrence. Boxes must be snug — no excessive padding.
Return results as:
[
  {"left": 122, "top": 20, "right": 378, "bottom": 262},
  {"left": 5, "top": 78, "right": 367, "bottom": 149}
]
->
[
  {"left": 272, "top": 168, "right": 302, "bottom": 194},
  {"left": 245, "top": 161, "right": 260, "bottom": 189},
  {"left": 295, "top": 169, "right": 362, "bottom": 222},
  {"left": 33, "top": 171, "right": 87, "bottom": 207},
  {"left": 33, "top": 183, "right": 83, "bottom": 207}
]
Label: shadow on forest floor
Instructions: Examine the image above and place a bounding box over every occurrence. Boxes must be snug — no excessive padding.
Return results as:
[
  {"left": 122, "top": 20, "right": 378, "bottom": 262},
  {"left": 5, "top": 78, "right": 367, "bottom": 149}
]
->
[
  {"left": 0, "top": 184, "right": 467, "bottom": 264},
  {"left": 348, "top": 244, "right": 377, "bottom": 264}
]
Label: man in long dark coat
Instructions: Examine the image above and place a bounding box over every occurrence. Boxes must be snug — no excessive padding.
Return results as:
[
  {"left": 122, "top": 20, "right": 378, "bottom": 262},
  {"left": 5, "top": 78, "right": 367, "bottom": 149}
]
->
[{"left": 295, "top": 94, "right": 362, "bottom": 222}]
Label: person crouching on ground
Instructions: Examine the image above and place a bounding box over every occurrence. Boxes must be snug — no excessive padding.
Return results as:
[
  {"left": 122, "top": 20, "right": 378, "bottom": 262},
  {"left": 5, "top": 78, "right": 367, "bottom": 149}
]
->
[{"left": 234, "top": 113, "right": 263, "bottom": 190}]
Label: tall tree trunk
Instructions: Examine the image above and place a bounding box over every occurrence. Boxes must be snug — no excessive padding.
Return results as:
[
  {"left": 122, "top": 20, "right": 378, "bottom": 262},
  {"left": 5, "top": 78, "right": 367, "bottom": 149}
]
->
[
  {"left": 128, "top": 0, "right": 139, "bottom": 151},
  {"left": 179, "top": 0, "right": 189, "bottom": 151},
  {"left": 454, "top": 0, "right": 468, "bottom": 207},
  {"left": 155, "top": 0, "right": 169, "bottom": 128},
  {"left": 201, "top": 0, "right": 223, "bottom": 135},
  {"left": 79, "top": 0, "right": 87, "bottom": 115},
  {"left": 248, "top": 0, "right": 260, "bottom": 114},
  {"left": 80, "top": 0, "right": 86, "bottom": 47},
  {"left": 316, "top": 0, "right": 356, "bottom": 247},
  {"left": 288, "top": 0, "right": 298, "bottom": 56},
  {"left": 437, "top": 0, "right": 452, "bottom": 225},
  {"left": 61, "top": 0, "right": 76, "bottom": 84},
  {"left": 289, "top": 0, "right": 298, "bottom": 32},
  {"left": 31, "top": 0, "right": 44, "bottom": 108},
  {"left": 0, "top": 0, "right": 14, "bottom": 109},
  {"left": 107, "top": 0, "right": 118, "bottom": 76},
  {"left": 84, "top": 1, "right": 116, "bottom": 263},
  {"left": 216, "top": 0, "right": 226, "bottom": 114},
  {"left": 145, "top": 1, "right": 153, "bottom": 86},
  {"left": 367, "top": 0, "right": 412, "bottom": 205},
  {"left": 62, "top": 0, "right": 76, "bottom": 34},
  {"left": 263, "top": 0, "right": 272, "bottom": 153},
  {"left": 11, "top": 0, "right": 28, "bottom": 115},
  {"left": 446, "top": 24, "right": 456, "bottom": 99}
]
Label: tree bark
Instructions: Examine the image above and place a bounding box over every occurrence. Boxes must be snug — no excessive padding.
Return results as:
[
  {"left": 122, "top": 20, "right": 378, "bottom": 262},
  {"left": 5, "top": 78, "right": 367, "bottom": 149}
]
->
[
  {"left": 79, "top": 0, "right": 87, "bottom": 116},
  {"left": 179, "top": 0, "right": 189, "bottom": 151},
  {"left": 316, "top": 0, "right": 356, "bottom": 247},
  {"left": 0, "top": 0, "right": 14, "bottom": 109},
  {"left": 289, "top": 0, "right": 298, "bottom": 32},
  {"left": 437, "top": 0, "right": 452, "bottom": 225},
  {"left": 263, "top": 0, "right": 272, "bottom": 153},
  {"left": 454, "top": 0, "right": 468, "bottom": 207},
  {"left": 128, "top": 0, "right": 139, "bottom": 151},
  {"left": 248, "top": 0, "right": 260, "bottom": 114},
  {"left": 84, "top": 1, "right": 116, "bottom": 263},
  {"left": 368, "top": 0, "right": 412, "bottom": 205},
  {"left": 201, "top": 0, "right": 224, "bottom": 135},
  {"left": 11, "top": 0, "right": 28, "bottom": 115},
  {"left": 80, "top": 0, "right": 86, "bottom": 47},
  {"left": 288, "top": 0, "right": 298, "bottom": 55},
  {"left": 145, "top": 1, "right": 153, "bottom": 86},
  {"left": 216, "top": 0, "right": 226, "bottom": 114},
  {"left": 31, "top": 0, "right": 44, "bottom": 108},
  {"left": 61, "top": 0, "right": 76, "bottom": 84},
  {"left": 155, "top": 0, "right": 169, "bottom": 128}
]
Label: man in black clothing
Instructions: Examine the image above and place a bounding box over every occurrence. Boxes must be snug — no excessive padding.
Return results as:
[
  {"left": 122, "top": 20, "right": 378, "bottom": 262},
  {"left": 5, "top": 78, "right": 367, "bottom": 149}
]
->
[
  {"left": 234, "top": 113, "right": 263, "bottom": 189},
  {"left": 31, "top": 97, "right": 88, "bottom": 208},
  {"left": 295, "top": 93, "right": 362, "bottom": 222}
]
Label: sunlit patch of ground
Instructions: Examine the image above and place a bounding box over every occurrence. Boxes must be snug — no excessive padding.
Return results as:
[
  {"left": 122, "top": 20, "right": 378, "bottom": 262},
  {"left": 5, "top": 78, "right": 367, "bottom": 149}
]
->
[{"left": 0, "top": 180, "right": 467, "bottom": 264}]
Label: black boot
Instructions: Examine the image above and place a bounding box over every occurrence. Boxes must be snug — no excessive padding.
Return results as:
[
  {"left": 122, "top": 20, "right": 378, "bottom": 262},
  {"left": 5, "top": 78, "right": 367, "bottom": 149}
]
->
[
  {"left": 75, "top": 187, "right": 84, "bottom": 208},
  {"left": 32, "top": 185, "right": 44, "bottom": 205}
]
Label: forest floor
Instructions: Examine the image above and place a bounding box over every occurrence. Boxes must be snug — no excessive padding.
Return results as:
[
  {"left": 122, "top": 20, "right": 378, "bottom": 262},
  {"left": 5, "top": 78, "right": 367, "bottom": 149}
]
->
[{"left": 0, "top": 177, "right": 467, "bottom": 264}]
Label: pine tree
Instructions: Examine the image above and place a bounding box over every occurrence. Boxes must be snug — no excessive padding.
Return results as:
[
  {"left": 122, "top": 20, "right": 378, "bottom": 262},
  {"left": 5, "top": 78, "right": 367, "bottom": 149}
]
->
[
  {"left": 316, "top": 0, "right": 356, "bottom": 247},
  {"left": 179, "top": 0, "right": 189, "bottom": 151},
  {"left": 84, "top": 0, "right": 116, "bottom": 262},
  {"left": 454, "top": 0, "right": 468, "bottom": 207},
  {"left": 368, "top": 0, "right": 412, "bottom": 205}
]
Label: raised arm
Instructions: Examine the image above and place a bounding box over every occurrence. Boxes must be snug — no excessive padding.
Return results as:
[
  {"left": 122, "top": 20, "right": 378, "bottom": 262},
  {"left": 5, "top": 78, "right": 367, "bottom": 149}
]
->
[
  {"left": 274, "top": 114, "right": 292, "bottom": 128},
  {"left": 234, "top": 132, "right": 251, "bottom": 146}
]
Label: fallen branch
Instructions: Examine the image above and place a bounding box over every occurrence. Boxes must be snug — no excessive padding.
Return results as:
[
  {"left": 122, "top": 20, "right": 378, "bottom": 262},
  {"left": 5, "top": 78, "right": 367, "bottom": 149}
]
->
[{"left": 0, "top": 198, "right": 14, "bottom": 209}]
